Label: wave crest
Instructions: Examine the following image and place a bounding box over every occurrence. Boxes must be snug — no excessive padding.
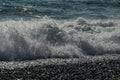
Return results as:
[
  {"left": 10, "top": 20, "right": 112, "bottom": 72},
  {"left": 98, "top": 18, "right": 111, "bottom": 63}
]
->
[{"left": 0, "top": 17, "right": 120, "bottom": 61}]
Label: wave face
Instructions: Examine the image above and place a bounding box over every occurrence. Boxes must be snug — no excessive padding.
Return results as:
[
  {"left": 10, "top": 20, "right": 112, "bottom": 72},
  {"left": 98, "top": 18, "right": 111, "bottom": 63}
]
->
[
  {"left": 0, "top": 0, "right": 120, "bottom": 19},
  {"left": 0, "top": 17, "right": 120, "bottom": 61}
]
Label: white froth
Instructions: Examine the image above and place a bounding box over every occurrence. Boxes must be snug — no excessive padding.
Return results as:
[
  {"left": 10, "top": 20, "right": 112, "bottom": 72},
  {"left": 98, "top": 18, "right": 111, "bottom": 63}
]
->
[{"left": 0, "top": 17, "right": 119, "bottom": 61}]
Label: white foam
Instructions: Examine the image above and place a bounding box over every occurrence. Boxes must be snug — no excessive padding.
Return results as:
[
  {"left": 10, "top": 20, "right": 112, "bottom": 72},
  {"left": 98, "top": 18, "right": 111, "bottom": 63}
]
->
[{"left": 0, "top": 17, "right": 119, "bottom": 61}]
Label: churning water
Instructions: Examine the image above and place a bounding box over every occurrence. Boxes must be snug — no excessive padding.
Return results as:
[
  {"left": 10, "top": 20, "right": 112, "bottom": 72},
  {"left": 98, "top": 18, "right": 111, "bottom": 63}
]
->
[{"left": 0, "top": 0, "right": 120, "bottom": 61}]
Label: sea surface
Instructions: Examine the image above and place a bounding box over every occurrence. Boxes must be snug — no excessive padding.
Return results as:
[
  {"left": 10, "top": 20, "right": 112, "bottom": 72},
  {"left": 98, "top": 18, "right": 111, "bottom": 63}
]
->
[
  {"left": 0, "top": 0, "right": 120, "bottom": 61},
  {"left": 0, "top": 0, "right": 120, "bottom": 19}
]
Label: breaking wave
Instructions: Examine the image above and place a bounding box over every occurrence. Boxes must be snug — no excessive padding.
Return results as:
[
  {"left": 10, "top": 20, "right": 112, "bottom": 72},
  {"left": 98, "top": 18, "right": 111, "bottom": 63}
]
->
[{"left": 0, "top": 17, "right": 120, "bottom": 61}]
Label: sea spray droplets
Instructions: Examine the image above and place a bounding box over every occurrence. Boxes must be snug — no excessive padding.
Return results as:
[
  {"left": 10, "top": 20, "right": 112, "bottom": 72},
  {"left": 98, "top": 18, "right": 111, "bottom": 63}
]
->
[{"left": 0, "top": 17, "right": 119, "bottom": 61}]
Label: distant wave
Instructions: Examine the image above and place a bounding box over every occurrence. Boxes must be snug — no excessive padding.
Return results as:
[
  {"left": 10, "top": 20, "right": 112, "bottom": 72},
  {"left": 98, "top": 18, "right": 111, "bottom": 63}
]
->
[{"left": 0, "top": 17, "right": 120, "bottom": 61}]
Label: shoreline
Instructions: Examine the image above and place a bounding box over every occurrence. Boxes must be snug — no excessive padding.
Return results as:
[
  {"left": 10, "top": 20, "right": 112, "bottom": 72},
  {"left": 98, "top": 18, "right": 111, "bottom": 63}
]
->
[
  {"left": 0, "top": 54, "right": 119, "bottom": 69},
  {"left": 0, "top": 54, "right": 120, "bottom": 79}
]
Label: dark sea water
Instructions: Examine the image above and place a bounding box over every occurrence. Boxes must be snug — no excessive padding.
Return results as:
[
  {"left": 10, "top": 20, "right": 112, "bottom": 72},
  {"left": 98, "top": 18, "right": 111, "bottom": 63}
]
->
[
  {"left": 0, "top": 0, "right": 120, "bottom": 19},
  {"left": 0, "top": 0, "right": 120, "bottom": 61}
]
